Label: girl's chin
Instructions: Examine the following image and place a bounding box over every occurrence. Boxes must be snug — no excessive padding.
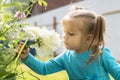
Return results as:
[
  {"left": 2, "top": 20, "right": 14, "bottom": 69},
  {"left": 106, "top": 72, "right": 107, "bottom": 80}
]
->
[
  {"left": 64, "top": 45, "right": 69, "bottom": 49},
  {"left": 64, "top": 43, "right": 73, "bottom": 50},
  {"left": 64, "top": 45, "right": 72, "bottom": 50}
]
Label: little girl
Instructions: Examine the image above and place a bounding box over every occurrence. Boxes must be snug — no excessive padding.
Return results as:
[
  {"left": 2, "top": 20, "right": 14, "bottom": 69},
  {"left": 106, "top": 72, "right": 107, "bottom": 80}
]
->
[{"left": 17, "top": 6, "right": 120, "bottom": 80}]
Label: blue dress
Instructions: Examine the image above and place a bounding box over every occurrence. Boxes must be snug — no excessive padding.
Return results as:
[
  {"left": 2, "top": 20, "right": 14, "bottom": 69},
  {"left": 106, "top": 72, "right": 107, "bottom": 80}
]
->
[{"left": 24, "top": 48, "right": 120, "bottom": 80}]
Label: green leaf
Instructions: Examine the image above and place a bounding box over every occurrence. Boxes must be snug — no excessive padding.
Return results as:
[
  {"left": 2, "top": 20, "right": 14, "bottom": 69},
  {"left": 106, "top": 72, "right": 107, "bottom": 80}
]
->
[
  {"left": 38, "top": 0, "right": 47, "bottom": 8},
  {"left": 0, "top": 37, "right": 6, "bottom": 40},
  {"left": 42, "top": 0, "right": 48, "bottom": 7},
  {"left": 14, "top": 2, "right": 27, "bottom": 11},
  {"left": 30, "top": 0, "right": 36, "bottom": 3},
  {"left": 2, "top": 3, "right": 15, "bottom": 8},
  {"left": 0, "top": 70, "right": 9, "bottom": 77},
  {"left": 38, "top": 0, "right": 42, "bottom": 6},
  {"left": 0, "top": 62, "right": 6, "bottom": 65},
  {"left": 1, "top": 12, "right": 14, "bottom": 22},
  {"left": 0, "top": 43, "right": 3, "bottom": 47},
  {"left": 3, "top": 73, "right": 17, "bottom": 79}
]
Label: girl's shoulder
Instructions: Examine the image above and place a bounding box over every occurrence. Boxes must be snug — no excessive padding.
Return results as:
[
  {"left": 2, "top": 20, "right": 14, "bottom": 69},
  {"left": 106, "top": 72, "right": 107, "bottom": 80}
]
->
[
  {"left": 100, "top": 48, "right": 116, "bottom": 64},
  {"left": 103, "top": 48, "right": 111, "bottom": 52},
  {"left": 101, "top": 48, "right": 112, "bottom": 57}
]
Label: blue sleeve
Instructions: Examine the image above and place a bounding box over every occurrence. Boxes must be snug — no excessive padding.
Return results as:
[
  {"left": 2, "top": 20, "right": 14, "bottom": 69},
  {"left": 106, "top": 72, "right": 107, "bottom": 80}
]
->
[
  {"left": 101, "top": 48, "right": 120, "bottom": 80},
  {"left": 24, "top": 53, "right": 65, "bottom": 75}
]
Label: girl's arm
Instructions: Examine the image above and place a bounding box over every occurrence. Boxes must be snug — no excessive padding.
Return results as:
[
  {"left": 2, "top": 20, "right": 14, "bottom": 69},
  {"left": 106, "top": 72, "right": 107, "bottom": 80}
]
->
[
  {"left": 23, "top": 52, "right": 65, "bottom": 75},
  {"left": 101, "top": 48, "right": 120, "bottom": 80},
  {"left": 117, "top": 60, "right": 120, "bottom": 64}
]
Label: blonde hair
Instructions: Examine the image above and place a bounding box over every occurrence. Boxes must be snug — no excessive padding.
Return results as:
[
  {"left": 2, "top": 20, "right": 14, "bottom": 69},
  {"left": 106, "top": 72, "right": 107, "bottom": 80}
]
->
[{"left": 61, "top": 6, "right": 106, "bottom": 63}]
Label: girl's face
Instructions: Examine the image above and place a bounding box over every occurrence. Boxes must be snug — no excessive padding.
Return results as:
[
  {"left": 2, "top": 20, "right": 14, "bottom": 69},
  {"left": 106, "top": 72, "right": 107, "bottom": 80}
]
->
[{"left": 62, "top": 21, "right": 88, "bottom": 53}]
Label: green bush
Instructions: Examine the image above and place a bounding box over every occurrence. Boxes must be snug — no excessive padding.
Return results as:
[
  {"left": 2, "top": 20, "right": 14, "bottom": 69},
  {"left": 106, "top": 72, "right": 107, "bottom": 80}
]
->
[{"left": 0, "top": 0, "right": 47, "bottom": 79}]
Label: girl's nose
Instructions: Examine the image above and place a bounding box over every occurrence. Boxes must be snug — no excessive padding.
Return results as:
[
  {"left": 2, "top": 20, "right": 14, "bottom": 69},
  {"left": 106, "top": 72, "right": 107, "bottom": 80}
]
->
[{"left": 63, "top": 33, "right": 69, "bottom": 40}]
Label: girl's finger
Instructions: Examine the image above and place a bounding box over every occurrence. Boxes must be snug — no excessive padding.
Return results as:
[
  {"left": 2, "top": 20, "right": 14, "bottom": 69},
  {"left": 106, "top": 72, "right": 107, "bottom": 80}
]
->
[
  {"left": 18, "top": 42, "right": 24, "bottom": 47},
  {"left": 16, "top": 47, "right": 21, "bottom": 52}
]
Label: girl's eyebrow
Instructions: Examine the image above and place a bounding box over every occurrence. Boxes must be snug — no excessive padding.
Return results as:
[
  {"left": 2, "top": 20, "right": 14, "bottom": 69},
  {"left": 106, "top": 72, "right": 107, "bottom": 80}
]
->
[{"left": 69, "top": 31, "right": 72, "bottom": 32}]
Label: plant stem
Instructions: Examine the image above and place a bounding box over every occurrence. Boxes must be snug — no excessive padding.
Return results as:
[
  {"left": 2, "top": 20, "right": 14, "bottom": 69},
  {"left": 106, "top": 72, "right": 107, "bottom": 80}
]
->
[{"left": 13, "top": 36, "right": 31, "bottom": 66}]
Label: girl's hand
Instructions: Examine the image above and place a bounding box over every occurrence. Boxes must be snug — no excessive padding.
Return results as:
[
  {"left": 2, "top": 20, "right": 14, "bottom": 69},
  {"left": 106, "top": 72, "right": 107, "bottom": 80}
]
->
[{"left": 16, "top": 42, "right": 29, "bottom": 60}]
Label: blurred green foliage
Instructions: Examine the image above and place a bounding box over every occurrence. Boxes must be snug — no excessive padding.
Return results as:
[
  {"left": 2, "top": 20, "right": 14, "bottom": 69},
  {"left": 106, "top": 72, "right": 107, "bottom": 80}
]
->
[{"left": 0, "top": 0, "right": 47, "bottom": 79}]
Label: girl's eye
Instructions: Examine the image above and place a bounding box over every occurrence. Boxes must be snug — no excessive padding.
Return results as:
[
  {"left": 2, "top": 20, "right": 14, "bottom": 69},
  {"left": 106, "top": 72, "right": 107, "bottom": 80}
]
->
[{"left": 69, "top": 33, "right": 74, "bottom": 36}]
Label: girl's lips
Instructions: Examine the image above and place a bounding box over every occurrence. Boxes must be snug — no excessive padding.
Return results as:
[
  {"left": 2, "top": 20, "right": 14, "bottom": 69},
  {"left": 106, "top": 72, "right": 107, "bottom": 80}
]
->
[{"left": 63, "top": 41, "right": 69, "bottom": 45}]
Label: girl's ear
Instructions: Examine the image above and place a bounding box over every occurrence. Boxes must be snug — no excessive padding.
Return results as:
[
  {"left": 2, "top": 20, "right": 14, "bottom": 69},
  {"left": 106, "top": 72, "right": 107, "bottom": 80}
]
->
[{"left": 86, "top": 34, "right": 94, "bottom": 43}]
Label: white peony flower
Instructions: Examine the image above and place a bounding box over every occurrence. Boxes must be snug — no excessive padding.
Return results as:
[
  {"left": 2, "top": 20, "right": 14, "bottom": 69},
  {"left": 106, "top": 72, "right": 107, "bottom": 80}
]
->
[{"left": 22, "top": 26, "right": 61, "bottom": 57}]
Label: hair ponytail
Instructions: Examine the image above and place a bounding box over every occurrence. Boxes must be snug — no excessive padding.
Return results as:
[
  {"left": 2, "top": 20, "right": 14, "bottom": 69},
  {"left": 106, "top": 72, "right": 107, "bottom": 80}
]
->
[{"left": 88, "top": 15, "right": 106, "bottom": 63}]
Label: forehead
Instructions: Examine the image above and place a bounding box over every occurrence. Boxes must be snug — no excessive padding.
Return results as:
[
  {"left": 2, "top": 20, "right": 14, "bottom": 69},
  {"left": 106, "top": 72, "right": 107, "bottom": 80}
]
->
[{"left": 62, "top": 18, "right": 84, "bottom": 31}]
